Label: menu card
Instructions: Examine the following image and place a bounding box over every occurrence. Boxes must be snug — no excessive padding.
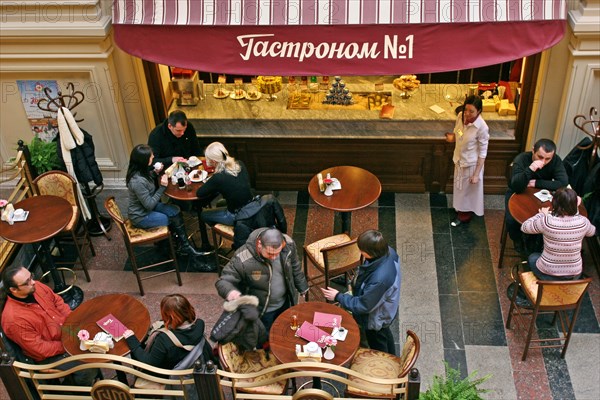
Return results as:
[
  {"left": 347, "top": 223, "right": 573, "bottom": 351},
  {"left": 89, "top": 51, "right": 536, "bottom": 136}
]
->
[
  {"left": 313, "top": 312, "right": 342, "bottom": 328},
  {"left": 96, "top": 314, "right": 128, "bottom": 342},
  {"left": 295, "top": 321, "right": 330, "bottom": 348}
]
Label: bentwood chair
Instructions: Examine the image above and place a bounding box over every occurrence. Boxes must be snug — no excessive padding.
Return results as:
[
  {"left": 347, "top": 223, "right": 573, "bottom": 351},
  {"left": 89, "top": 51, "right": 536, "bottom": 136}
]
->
[
  {"left": 346, "top": 330, "right": 421, "bottom": 399},
  {"left": 506, "top": 271, "right": 592, "bottom": 361},
  {"left": 91, "top": 380, "right": 134, "bottom": 400},
  {"left": 217, "top": 342, "right": 288, "bottom": 396},
  {"left": 303, "top": 234, "right": 361, "bottom": 301},
  {"left": 33, "top": 170, "right": 94, "bottom": 282},
  {"left": 104, "top": 196, "right": 181, "bottom": 296}
]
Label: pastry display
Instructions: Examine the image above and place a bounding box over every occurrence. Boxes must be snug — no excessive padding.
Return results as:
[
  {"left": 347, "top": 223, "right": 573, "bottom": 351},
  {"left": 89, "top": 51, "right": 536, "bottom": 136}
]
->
[
  {"left": 256, "top": 76, "right": 283, "bottom": 94},
  {"left": 393, "top": 75, "right": 421, "bottom": 95}
]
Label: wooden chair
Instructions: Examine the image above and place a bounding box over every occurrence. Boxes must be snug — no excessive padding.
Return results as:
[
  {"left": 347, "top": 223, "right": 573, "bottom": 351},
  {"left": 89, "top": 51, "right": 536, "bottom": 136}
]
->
[
  {"left": 211, "top": 223, "right": 235, "bottom": 275},
  {"left": 104, "top": 196, "right": 181, "bottom": 296},
  {"left": 345, "top": 330, "right": 421, "bottom": 399},
  {"left": 506, "top": 271, "right": 592, "bottom": 361},
  {"left": 303, "top": 234, "right": 361, "bottom": 300},
  {"left": 217, "top": 342, "right": 288, "bottom": 396},
  {"left": 33, "top": 170, "right": 95, "bottom": 282}
]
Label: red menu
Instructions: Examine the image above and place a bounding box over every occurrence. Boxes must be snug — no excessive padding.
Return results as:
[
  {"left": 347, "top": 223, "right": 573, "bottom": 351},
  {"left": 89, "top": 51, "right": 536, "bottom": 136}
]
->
[
  {"left": 295, "top": 321, "right": 330, "bottom": 348},
  {"left": 96, "top": 314, "right": 128, "bottom": 342},
  {"left": 313, "top": 312, "right": 342, "bottom": 328}
]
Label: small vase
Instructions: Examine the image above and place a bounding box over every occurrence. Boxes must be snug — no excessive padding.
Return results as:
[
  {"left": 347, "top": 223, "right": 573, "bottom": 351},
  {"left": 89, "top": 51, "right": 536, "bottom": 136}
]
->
[
  {"left": 324, "top": 185, "right": 333, "bottom": 196},
  {"left": 323, "top": 346, "right": 335, "bottom": 360}
]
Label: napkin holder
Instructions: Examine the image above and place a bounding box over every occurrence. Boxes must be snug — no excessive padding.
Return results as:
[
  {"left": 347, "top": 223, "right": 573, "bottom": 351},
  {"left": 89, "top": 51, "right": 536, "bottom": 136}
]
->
[
  {"left": 80, "top": 332, "right": 114, "bottom": 354},
  {"left": 1, "top": 203, "right": 15, "bottom": 225}
]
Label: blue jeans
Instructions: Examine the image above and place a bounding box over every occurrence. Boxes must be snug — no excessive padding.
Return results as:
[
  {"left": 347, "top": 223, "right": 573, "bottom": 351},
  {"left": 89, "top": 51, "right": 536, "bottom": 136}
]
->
[
  {"left": 136, "top": 203, "right": 180, "bottom": 229},
  {"left": 201, "top": 207, "right": 235, "bottom": 226},
  {"left": 528, "top": 253, "right": 581, "bottom": 281}
]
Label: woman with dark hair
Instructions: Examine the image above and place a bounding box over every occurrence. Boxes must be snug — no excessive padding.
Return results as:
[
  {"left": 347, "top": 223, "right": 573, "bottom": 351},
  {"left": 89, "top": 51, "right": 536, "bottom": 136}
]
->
[
  {"left": 450, "top": 95, "right": 489, "bottom": 226},
  {"left": 123, "top": 294, "right": 206, "bottom": 369},
  {"left": 321, "top": 230, "right": 401, "bottom": 354},
  {"left": 126, "top": 144, "right": 201, "bottom": 256},
  {"left": 522, "top": 187, "right": 595, "bottom": 280}
]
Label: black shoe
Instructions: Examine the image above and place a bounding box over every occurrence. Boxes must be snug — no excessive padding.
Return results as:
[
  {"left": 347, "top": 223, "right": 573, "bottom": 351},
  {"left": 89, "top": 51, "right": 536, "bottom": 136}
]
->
[{"left": 188, "top": 258, "right": 217, "bottom": 273}]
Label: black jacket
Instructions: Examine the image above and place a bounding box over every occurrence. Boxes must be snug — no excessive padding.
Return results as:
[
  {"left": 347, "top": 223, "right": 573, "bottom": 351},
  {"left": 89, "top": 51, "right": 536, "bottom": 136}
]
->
[
  {"left": 508, "top": 151, "right": 568, "bottom": 195},
  {"left": 233, "top": 194, "right": 287, "bottom": 250},
  {"left": 210, "top": 295, "right": 267, "bottom": 351},
  {"left": 148, "top": 119, "right": 200, "bottom": 168},
  {"left": 56, "top": 128, "right": 103, "bottom": 185}
]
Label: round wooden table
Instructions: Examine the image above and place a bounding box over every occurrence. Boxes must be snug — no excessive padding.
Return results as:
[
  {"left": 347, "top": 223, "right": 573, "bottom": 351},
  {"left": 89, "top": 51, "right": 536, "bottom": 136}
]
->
[
  {"left": 62, "top": 293, "right": 150, "bottom": 357},
  {"left": 508, "top": 188, "right": 587, "bottom": 224},
  {"left": 269, "top": 302, "right": 360, "bottom": 390},
  {"left": 0, "top": 195, "right": 83, "bottom": 309},
  {"left": 308, "top": 166, "right": 381, "bottom": 234}
]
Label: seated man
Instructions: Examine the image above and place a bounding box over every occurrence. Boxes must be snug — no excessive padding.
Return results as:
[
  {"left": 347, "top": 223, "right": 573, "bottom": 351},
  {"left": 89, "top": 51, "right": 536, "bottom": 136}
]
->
[
  {"left": 505, "top": 138, "right": 568, "bottom": 254},
  {"left": 148, "top": 110, "right": 200, "bottom": 168},
  {"left": 1, "top": 265, "right": 99, "bottom": 386},
  {"left": 215, "top": 228, "right": 308, "bottom": 335}
]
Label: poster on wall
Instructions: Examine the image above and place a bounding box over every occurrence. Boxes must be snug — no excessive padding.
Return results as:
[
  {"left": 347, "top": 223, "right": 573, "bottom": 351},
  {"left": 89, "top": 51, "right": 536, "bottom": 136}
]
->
[{"left": 16, "top": 80, "right": 60, "bottom": 141}]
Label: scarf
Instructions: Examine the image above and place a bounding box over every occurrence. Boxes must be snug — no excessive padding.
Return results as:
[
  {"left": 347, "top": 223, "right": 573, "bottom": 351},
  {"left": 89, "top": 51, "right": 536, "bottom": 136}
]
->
[{"left": 57, "top": 107, "right": 91, "bottom": 220}]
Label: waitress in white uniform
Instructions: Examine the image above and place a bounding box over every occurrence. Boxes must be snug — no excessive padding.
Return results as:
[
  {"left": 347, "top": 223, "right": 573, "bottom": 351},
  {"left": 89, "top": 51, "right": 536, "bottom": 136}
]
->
[{"left": 451, "top": 95, "right": 489, "bottom": 227}]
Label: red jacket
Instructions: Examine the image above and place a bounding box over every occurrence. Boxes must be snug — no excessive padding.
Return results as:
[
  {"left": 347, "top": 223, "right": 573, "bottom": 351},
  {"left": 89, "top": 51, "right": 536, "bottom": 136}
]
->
[{"left": 1, "top": 281, "right": 71, "bottom": 361}]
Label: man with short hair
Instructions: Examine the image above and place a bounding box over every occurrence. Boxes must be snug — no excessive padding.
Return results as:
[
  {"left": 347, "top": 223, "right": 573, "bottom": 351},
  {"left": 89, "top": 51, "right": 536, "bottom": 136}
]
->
[
  {"left": 506, "top": 138, "right": 569, "bottom": 253},
  {"left": 1, "top": 265, "right": 98, "bottom": 385},
  {"left": 322, "top": 230, "right": 401, "bottom": 355},
  {"left": 215, "top": 228, "right": 308, "bottom": 334},
  {"left": 148, "top": 110, "right": 200, "bottom": 168}
]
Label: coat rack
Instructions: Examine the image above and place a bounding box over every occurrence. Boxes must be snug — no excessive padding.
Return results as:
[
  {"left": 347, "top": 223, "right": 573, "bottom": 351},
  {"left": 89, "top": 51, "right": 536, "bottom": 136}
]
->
[
  {"left": 37, "top": 82, "right": 112, "bottom": 239},
  {"left": 573, "top": 106, "right": 600, "bottom": 169},
  {"left": 37, "top": 82, "right": 85, "bottom": 123}
]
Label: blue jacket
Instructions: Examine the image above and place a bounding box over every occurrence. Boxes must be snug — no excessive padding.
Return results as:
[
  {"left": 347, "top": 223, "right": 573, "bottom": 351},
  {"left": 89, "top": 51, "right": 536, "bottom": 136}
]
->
[{"left": 336, "top": 247, "right": 401, "bottom": 331}]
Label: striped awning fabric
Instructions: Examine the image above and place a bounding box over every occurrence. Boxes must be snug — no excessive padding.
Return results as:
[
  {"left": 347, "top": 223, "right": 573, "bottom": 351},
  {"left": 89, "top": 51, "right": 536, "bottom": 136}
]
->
[
  {"left": 114, "top": 0, "right": 566, "bottom": 26},
  {"left": 112, "top": 0, "right": 567, "bottom": 75}
]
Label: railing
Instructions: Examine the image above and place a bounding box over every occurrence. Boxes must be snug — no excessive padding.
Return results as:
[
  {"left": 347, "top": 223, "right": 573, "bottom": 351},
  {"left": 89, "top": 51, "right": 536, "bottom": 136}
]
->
[{"left": 0, "top": 352, "right": 421, "bottom": 400}]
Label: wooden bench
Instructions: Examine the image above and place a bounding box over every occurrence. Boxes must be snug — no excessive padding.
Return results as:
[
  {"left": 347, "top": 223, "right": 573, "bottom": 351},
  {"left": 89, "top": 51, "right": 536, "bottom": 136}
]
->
[
  {"left": 0, "top": 353, "right": 421, "bottom": 400},
  {"left": 0, "top": 147, "right": 37, "bottom": 274}
]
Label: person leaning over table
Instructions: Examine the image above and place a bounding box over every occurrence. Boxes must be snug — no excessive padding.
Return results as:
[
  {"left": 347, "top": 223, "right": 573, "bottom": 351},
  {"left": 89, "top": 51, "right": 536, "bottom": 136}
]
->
[
  {"left": 126, "top": 144, "right": 202, "bottom": 257},
  {"left": 450, "top": 95, "right": 489, "bottom": 227},
  {"left": 148, "top": 110, "right": 200, "bottom": 168},
  {"left": 505, "top": 138, "right": 569, "bottom": 255},
  {"left": 195, "top": 141, "right": 254, "bottom": 251},
  {"left": 521, "top": 187, "right": 595, "bottom": 280},
  {"left": 0, "top": 265, "right": 100, "bottom": 386},
  {"left": 322, "top": 230, "right": 401, "bottom": 355},
  {"left": 123, "top": 294, "right": 208, "bottom": 370},
  {"left": 215, "top": 228, "right": 309, "bottom": 335}
]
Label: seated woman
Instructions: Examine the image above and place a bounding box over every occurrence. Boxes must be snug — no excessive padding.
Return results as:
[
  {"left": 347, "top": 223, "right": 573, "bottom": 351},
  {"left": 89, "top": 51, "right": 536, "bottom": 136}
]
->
[
  {"left": 195, "top": 142, "right": 253, "bottom": 248},
  {"left": 126, "top": 144, "right": 201, "bottom": 257},
  {"left": 123, "top": 294, "right": 206, "bottom": 369},
  {"left": 521, "top": 187, "right": 596, "bottom": 280}
]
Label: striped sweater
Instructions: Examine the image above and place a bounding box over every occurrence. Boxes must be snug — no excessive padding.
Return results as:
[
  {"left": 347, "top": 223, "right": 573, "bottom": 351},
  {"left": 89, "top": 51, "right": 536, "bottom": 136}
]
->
[{"left": 521, "top": 213, "right": 596, "bottom": 276}]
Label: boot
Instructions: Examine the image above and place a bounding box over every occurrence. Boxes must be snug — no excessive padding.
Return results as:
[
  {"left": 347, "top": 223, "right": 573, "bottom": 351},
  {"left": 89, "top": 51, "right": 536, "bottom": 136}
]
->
[{"left": 169, "top": 214, "right": 203, "bottom": 257}]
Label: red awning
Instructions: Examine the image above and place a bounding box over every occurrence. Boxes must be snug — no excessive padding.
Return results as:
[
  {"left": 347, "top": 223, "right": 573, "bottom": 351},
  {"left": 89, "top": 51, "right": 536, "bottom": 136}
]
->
[{"left": 113, "top": 0, "right": 566, "bottom": 75}]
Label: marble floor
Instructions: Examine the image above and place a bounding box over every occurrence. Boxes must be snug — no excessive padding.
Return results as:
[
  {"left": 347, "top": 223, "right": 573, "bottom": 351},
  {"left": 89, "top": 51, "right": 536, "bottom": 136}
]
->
[{"left": 1, "top": 189, "right": 598, "bottom": 400}]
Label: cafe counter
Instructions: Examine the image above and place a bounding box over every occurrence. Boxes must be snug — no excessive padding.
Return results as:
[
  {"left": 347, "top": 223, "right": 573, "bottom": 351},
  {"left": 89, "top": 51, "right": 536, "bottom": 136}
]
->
[{"left": 171, "top": 82, "right": 520, "bottom": 193}]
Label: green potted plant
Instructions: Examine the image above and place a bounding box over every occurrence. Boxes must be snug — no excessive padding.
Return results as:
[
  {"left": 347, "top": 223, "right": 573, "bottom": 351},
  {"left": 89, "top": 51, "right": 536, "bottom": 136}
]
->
[
  {"left": 420, "top": 362, "right": 491, "bottom": 400},
  {"left": 27, "top": 136, "right": 60, "bottom": 174}
]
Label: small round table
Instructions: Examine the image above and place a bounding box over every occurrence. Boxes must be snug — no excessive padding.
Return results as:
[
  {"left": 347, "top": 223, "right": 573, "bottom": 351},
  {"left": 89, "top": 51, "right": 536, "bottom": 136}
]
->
[
  {"left": 62, "top": 293, "right": 151, "bottom": 383},
  {"left": 508, "top": 188, "right": 587, "bottom": 224},
  {"left": 269, "top": 302, "right": 360, "bottom": 391},
  {"left": 308, "top": 166, "right": 381, "bottom": 234},
  {"left": 0, "top": 195, "right": 84, "bottom": 309}
]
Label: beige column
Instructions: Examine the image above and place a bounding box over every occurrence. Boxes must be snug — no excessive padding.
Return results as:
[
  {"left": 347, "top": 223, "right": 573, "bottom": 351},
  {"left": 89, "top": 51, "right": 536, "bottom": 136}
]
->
[{"left": 0, "top": 1, "right": 153, "bottom": 185}]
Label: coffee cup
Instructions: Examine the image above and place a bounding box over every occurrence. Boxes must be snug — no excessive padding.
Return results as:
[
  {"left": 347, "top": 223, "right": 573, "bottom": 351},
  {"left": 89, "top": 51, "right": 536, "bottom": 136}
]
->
[
  {"left": 305, "top": 342, "right": 319, "bottom": 353},
  {"left": 540, "top": 189, "right": 550, "bottom": 196}
]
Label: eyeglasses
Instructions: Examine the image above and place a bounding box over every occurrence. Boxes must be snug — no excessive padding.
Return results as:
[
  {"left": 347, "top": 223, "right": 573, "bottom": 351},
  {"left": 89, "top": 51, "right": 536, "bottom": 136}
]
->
[{"left": 17, "top": 276, "right": 34, "bottom": 287}]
